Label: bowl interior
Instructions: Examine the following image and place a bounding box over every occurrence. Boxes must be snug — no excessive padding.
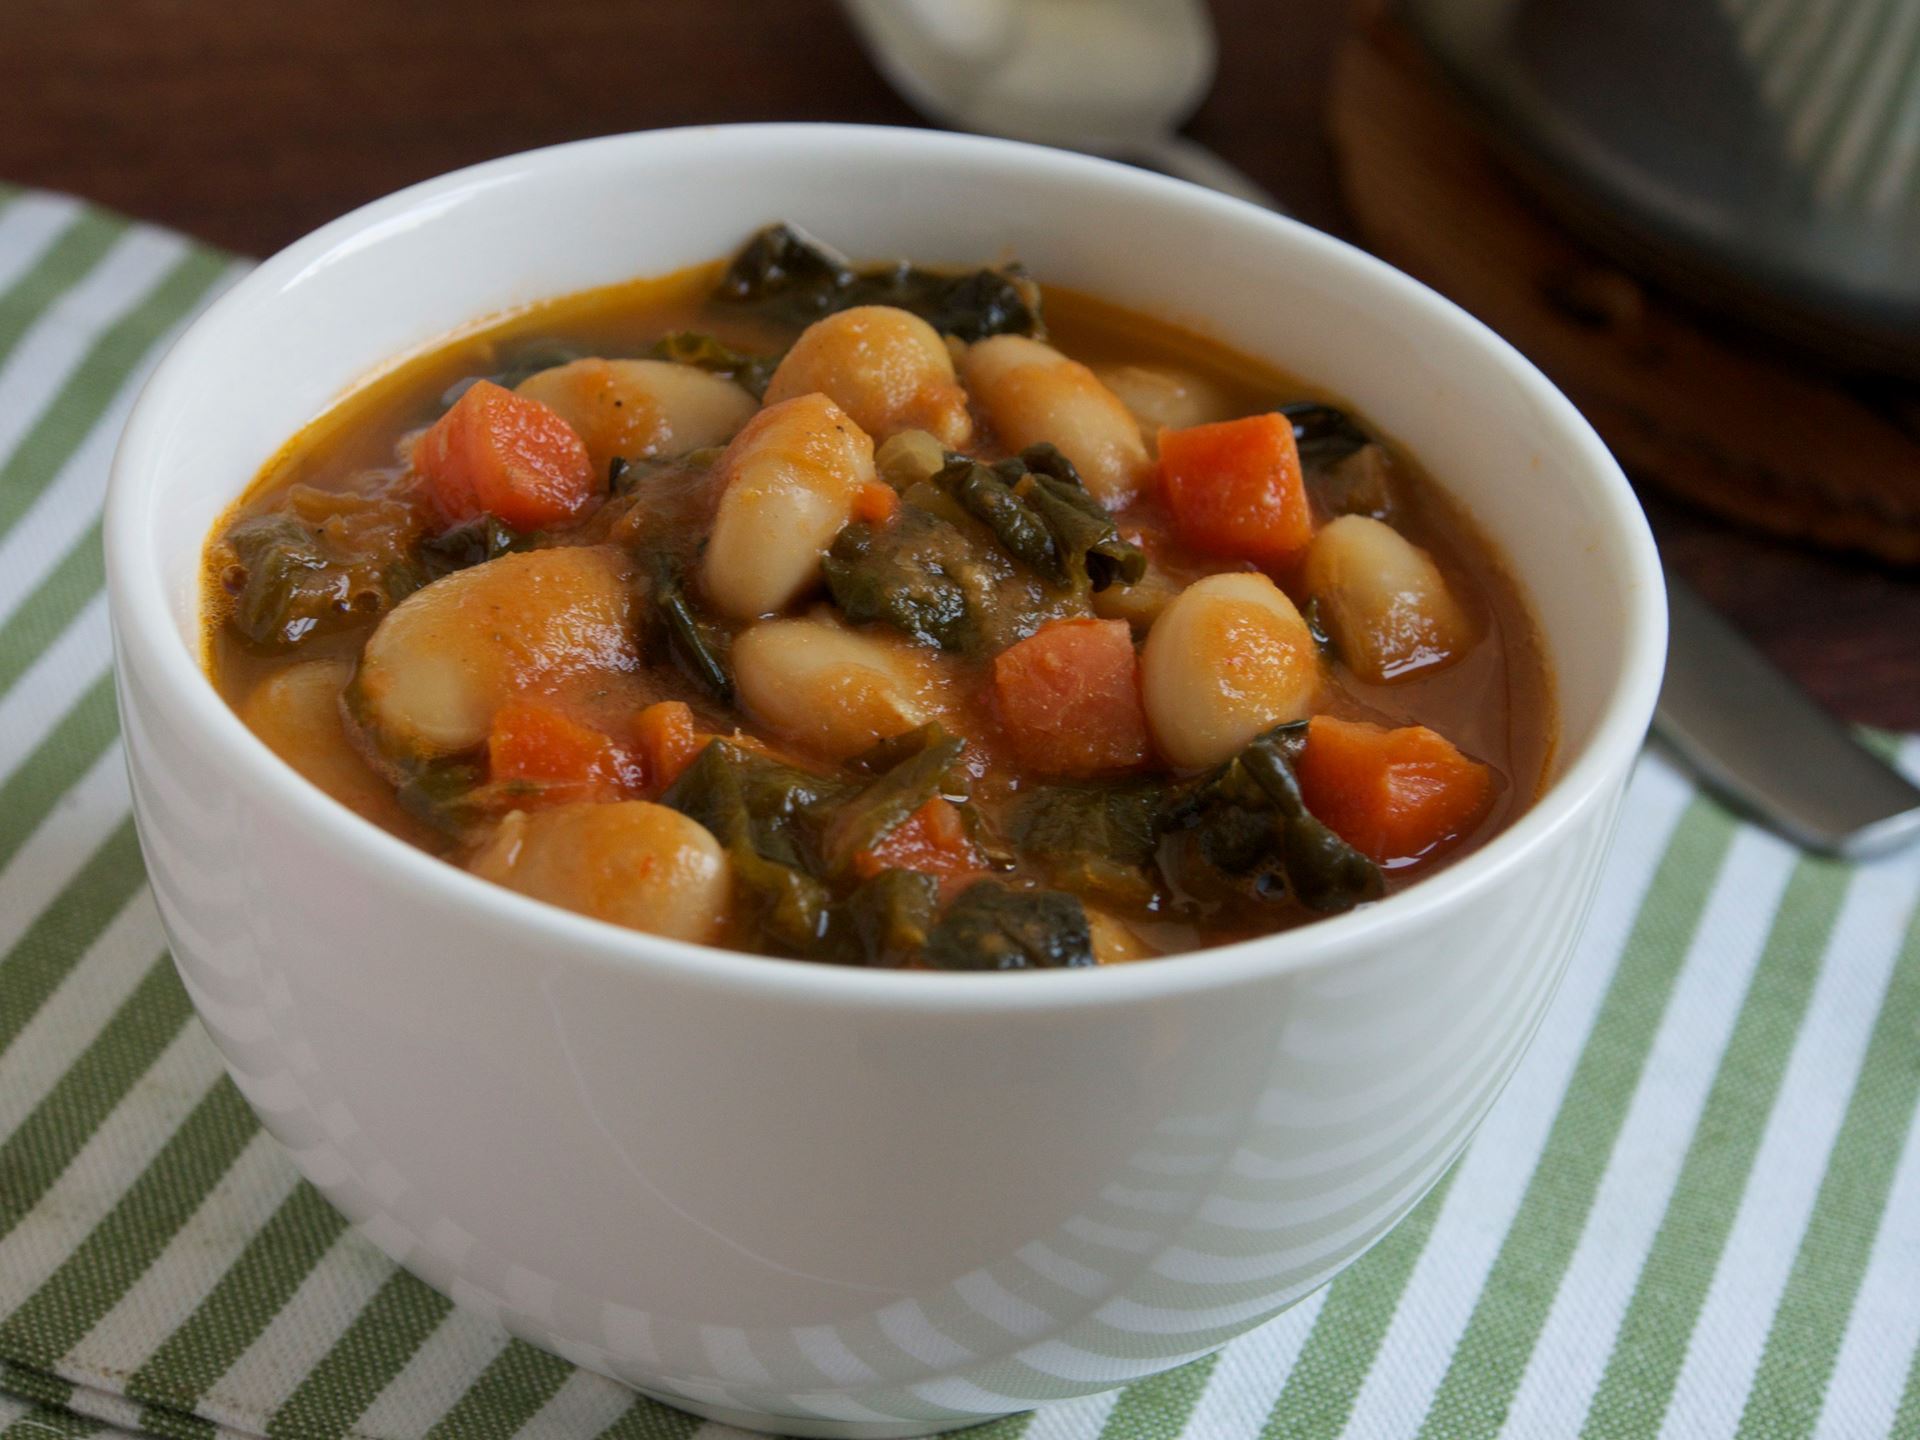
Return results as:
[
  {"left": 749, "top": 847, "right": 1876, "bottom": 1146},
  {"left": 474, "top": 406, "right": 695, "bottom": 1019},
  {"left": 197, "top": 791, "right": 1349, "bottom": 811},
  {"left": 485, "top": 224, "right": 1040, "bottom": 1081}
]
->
[{"left": 110, "top": 124, "right": 1663, "bottom": 983}]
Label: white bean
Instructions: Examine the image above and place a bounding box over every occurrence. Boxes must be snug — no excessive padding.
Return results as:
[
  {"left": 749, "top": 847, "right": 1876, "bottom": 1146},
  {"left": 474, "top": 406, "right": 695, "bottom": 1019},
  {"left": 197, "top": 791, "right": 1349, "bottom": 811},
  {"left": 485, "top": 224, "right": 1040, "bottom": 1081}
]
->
[
  {"left": 962, "top": 335, "right": 1151, "bottom": 507},
  {"left": 469, "top": 801, "right": 730, "bottom": 942},
  {"left": 352, "top": 546, "right": 639, "bottom": 765},
  {"left": 702, "top": 393, "right": 874, "bottom": 620},
  {"left": 1301, "top": 515, "right": 1471, "bottom": 683},
  {"left": 1141, "top": 572, "right": 1318, "bottom": 769},
  {"left": 764, "top": 306, "right": 972, "bottom": 448},
  {"left": 1093, "top": 363, "right": 1233, "bottom": 450},
  {"left": 732, "top": 616, "right": 932, "bottom": 760},
  {"left": 516, "top": 358, "right": 755, "bottom": 474},
  {"left": 240, "top": 659, "right": 425, "bottom": 835}
]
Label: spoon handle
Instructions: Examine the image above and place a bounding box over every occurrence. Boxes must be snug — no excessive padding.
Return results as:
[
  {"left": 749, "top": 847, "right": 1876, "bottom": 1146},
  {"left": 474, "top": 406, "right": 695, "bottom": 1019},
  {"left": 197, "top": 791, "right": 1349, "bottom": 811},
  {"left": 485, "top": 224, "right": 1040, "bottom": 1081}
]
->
[
  {"left": 1657, "top": 566, "right": 1920, "bottom": 857},
  {"left": 1129, "top": 134, "right": 1287, "bottom": 211}
]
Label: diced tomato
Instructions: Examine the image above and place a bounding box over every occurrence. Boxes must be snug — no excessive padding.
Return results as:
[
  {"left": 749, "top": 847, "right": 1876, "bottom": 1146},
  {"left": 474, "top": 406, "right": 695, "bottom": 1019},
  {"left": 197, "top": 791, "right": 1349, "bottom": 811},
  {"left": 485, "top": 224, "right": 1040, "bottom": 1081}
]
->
[
  {"left": 1295, "top": 714, "right": 1493, "bottom": 865},
  {"left": 1157, "top": 413, "right": 1311, "bottom": 566},
  {"left": 853, "top": 797, "right": 984, "bottom": 880},
  {"left": 991, "top": 618, "right": 1149, "bottom": 776},
  {"left": 634, "top": 700, "right": 703, "bottom": 794},
  {"left": 414, "top": 380, "right": 597, "bottom": 531},
  {"left": 852, "top": 480, "right": 901, "bottom": 525},
  {"left": 488, "top": 698, "right": 641, "bottom": 802}
]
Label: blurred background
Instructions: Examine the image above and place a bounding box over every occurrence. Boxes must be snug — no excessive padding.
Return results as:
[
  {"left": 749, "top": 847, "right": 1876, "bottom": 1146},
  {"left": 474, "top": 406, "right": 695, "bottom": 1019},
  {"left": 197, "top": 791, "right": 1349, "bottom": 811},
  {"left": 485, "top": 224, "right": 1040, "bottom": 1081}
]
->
[{"left": 2, "top": 0, "right": 1913, "bottom": 728}]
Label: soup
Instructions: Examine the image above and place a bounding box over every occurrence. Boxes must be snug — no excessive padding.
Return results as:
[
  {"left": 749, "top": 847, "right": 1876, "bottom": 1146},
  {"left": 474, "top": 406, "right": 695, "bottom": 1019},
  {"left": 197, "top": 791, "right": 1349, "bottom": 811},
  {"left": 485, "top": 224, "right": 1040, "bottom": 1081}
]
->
[{"left": 201, "top": 225, "right": 1552, "bottom": 969}]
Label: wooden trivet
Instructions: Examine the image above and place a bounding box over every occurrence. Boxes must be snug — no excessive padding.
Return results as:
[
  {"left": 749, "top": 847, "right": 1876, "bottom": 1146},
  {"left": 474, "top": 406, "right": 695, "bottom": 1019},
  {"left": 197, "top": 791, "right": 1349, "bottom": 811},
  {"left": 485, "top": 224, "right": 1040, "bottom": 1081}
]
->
[{"left": 1329, "top": 10, "right": 1920, "bottom": 566}]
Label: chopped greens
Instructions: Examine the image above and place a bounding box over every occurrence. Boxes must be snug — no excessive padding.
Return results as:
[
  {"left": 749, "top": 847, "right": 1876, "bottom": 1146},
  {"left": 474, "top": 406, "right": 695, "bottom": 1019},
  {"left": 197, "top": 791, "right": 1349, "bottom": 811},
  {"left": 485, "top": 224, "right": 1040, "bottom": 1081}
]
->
[
  {"left": 819, "top": 725, "right": 968, "bottom": 875},
  {"left": 1281, "top": 401, "right": 1371, "bottom": 462},
  {"left": 1164, "top": 724, "right": 1384, "bottom": 914},
  {"left": 647, "top": 330, "right": 781, "bottom": 399},
  {"left": 660, "top": 741, "right": 846, "bottom": 954},
  {"left": 643, "top": 560, "right": 733, "bottom": 703},
  {"left": 420, "top": 515, "right": 521, "bottom": 576},
  {"left": 826, "top": 446, "right": 1143, "bottom": 655},
  {"left": 924, "top": 881, "right": 1094, "bottom": 970},
  {"left": 222, "top": 497, "right": 420, "bottom": 653},
  {"left": 843, "top": 869, "right": 939, "bottom": 967},
  {"left": 823, "top": 509, "right": 993, "bottom": 652},
  {"left": 716, "top": 223, "right": 1043, "bottom": 340}
]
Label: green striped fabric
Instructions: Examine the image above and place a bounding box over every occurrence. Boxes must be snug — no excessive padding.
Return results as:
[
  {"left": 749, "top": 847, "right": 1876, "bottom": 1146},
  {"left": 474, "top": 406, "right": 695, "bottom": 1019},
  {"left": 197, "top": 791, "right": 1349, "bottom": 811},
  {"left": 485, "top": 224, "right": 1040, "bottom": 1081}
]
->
[{"left": 0, "top": 186, "right": 1916, "bottom": 1440}]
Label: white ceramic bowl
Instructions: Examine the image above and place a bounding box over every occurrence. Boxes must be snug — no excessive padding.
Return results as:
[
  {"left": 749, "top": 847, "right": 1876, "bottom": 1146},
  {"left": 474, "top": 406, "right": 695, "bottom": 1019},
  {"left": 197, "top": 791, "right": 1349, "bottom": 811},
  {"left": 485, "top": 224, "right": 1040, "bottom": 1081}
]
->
[{"left": 106, "top": 125, "right": 1664, "bottom": 1437}]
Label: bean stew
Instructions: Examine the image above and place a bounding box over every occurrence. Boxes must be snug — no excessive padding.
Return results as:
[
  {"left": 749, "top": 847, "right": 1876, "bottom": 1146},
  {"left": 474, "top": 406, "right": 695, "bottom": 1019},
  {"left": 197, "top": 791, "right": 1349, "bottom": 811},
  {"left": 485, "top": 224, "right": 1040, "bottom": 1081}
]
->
[{"left": 202, "top": 225, "right": 1553, "bottom": 969}]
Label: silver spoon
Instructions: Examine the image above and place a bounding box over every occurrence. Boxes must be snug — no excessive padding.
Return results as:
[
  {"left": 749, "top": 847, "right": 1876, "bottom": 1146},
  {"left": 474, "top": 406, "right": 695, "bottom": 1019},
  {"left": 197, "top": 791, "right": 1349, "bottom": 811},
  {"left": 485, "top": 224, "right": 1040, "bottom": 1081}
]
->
[{"left": 839, "top": 0, "right": 1920, "bottom": 857}]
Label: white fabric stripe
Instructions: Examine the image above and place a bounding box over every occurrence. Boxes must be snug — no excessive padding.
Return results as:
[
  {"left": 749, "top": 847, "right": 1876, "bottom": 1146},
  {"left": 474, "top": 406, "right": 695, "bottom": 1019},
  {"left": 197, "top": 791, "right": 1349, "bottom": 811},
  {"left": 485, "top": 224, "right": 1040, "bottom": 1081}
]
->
[
  {"left": 0, "top": 228, "right": 184, "bottom": 468},
  {"left": 351, "top": 1309, "right": 505, "bottom": 1439},
  {"left": 1334, "top": 753, "right": 1696, "bottom": 1439},
  {"left": 0, "top": 1026, "right": 222, "bottom": 1327},
  {"left": 508, "top": 1369, "right": 633, "bottom": 1440},
  {"left": 1020, "top": 1386, "right": 1125, "bottom": 1440},
  {"left": 61, "top": 1131, "right": 298, "bottom": 1382},
  {"left": 1179, "top": 1286, "right": 1329, "bottom": 1436},
  {"left": 0, "top": 597, "right": 107, "bottom": 778},
  {"left": 0, "top": 257, "right": 244, "bottom": 629},
  {"left": 0, "top": 194, "right": 84, "bottom": 299},
  {"left": 1498, "top": 825, "right": 1801, "bottom": 1437},
  {"left": 0, "top": 749, "right": 130, "bottom": 958},
  {"left": 1658, "top": 855, "right": 1920, "bottom": 1440},
  {"left": 192, "top": 1236, "right": 395, "bottom": 1430},
  {"left": 0, "top": 888, "right": 165, "bottom": 1139},
  {"left": 1814, "top": 1085, "right": 1920, "bottom": 1440}
]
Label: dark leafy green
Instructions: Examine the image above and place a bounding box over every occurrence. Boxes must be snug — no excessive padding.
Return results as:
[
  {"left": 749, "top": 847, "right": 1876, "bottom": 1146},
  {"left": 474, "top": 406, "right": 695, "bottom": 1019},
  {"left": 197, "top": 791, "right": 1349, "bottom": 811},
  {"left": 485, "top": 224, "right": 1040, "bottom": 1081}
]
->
[
  {"left": 420, "top": 516, "right": 521, "bottom": 577},
  {"left": 933, "top": 446, "right": 1145, "bottom": 593},
  {"left": 660, "top": 741, "right": 847, "bottom": 954},
  {"left": 475, "top": 342, "right": 586, "bottom": 398},
  {"left": 644, "top": 561, "right": 733, "bottom": 703},
  {"left": 715, "top": 223, "right": 1043, "bottom": 340},
  {"left": 924, "top": 881, "right": 1094, "bottom": 970},
  {"left": 1165, "top": 724, "right": 1384, "bottom": 914},
  {"left": 822, "top": 509, "right": 989, "bottom": 652},
  {"left": 819, "top": 725, "right": 968, "bottom": 875},
  {"left": 941, "top": 456, "right": 1061, "bottom": 579},
  {"left": 647, "top": 330, "right": 781, "bottom": 399},
  {"left": 223, "top": 513, "right": 412, "bottom": 652},
  {"left": 1012, "top": 781, "right": 1166, "bottom": 904},
  {"left": 1281, "top": 401, "right": 1371, "bottom": 460},
  {"left": 843, "top": 869, "right": 939, "bottom": 967}
]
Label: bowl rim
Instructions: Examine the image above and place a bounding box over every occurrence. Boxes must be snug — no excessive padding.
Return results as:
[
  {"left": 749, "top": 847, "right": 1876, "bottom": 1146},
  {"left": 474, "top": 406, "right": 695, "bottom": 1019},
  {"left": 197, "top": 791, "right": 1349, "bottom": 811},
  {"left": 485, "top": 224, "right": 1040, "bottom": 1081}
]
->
[{"left": 105, "top": 121, "right": 1666, "bottom": 1013}]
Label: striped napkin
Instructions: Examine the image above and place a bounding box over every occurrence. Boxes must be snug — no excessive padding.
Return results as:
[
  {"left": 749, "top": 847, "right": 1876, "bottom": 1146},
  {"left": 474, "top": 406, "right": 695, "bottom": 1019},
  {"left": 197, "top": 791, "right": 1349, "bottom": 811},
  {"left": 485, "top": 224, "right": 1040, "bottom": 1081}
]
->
[{"left": 0, "top": 182, "right": 1917, "bottom": 1440}]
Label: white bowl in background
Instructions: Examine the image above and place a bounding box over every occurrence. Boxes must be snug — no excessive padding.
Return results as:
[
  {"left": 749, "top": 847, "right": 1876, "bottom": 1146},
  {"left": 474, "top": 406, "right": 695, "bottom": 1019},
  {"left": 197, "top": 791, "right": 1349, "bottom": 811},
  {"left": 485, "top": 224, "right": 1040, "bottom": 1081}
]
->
[{"left": 106, "top": 124, "right": 1664, "bottom": 1437}]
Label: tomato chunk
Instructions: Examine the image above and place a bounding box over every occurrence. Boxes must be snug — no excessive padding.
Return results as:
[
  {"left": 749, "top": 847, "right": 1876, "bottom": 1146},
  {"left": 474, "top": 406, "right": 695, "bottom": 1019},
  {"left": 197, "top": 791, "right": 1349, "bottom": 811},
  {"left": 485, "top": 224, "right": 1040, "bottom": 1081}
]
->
[
  {"left": 853, "top": 797, "right": 984, "bottom": 880},
  {"left": 852, "top": 479, "right": 901, "bottom": 525},
  {"left": 1157, "top": 413, "right": 1311, "bottom": 566},
  {"left": 1295, "top": 714, "right": 1493, "bottom": 864},
  {"left": 488, "top": 699, "right": 640, "bottom": 802},
  {"left": 415, "top": 380, "right": 597, "bottom": 530},
  {"left": 633, "top": 700, "right": 703, "bottom": 794},
  {"left": 992, "top": 617, "right": 1149, "bottom": 776}
]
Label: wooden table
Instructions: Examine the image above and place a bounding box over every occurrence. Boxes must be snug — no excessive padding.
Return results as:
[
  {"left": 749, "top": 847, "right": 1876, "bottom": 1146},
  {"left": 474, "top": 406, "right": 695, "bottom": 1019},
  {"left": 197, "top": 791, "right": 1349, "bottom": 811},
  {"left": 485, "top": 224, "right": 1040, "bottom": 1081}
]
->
[{"left": 4, "top": 0, "right": 1913, "bottom": 726}]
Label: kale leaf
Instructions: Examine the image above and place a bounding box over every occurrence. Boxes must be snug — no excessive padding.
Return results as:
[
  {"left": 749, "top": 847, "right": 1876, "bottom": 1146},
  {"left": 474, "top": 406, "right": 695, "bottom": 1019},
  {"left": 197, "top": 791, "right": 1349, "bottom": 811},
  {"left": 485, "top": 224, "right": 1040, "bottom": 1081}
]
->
[
  {"left": 924, "top": 880, "right": 1094, "bottom": 970},
  {"left": 822, "top": 509, "right": 992, "bottom": 652},
  {"left": 817, "top": 724, "right": 968, "bottom": 875},
  {"left": 933, "top": 446, "right": 1145, "bottom": 594},
  {"left": 223, "top": 499, "right": 420, "bottom": 652},
  {"left": 641, "top": 558, "right": 733, "bottom": 703},
  {"left": 842, "top": 869, "right": 939, "bottom": 967},
  {"left": 715, "top": 223, "right": 1043, "bottom": 340},
  {"left": 647, "top": 330, "right": 781, "bottom": 400},
  {"left": 1164, "top": 724, "right": 1384, "bottom": 914},
  {"left": 660, "top": 741, "right": 848, "bottom": 954}
]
